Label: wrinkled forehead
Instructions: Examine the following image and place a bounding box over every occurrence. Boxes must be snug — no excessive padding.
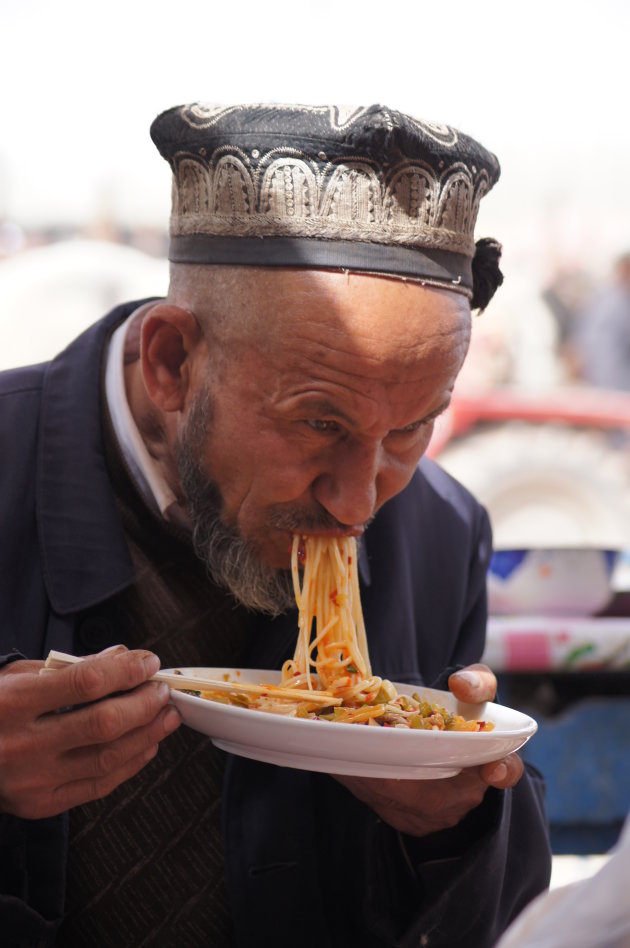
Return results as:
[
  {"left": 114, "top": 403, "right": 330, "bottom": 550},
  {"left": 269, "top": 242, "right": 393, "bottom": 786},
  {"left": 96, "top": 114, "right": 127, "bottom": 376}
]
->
[
  {"left": 175, "top": 264, "right": 471, "bottom": 353},
  {"left": 236, "top": 271, "right": 471, "bottom": 396}
]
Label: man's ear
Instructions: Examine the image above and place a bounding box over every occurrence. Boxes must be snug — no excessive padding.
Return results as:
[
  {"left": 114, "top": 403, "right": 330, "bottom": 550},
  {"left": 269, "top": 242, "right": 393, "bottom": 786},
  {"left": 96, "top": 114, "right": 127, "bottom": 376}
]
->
[{"left": 141, "top": 304, "right": 203, "bottom": 412}]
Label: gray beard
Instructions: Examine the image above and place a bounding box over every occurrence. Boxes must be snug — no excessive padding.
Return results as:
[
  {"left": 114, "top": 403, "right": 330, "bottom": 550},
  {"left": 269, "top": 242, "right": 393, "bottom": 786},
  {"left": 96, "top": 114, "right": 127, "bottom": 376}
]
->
[{"left": 174, "top": 391, "right": 296, "bottom": 616}]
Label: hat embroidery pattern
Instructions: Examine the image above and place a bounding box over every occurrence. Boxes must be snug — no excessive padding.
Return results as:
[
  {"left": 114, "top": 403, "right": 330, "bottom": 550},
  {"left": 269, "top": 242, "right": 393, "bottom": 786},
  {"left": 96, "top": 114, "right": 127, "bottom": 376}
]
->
[
  {"left": 171, "top": 148, "right": 491, "bottom": 255},
  {"left": 180, "top": 104, "right": 459, "bottom": 146}
]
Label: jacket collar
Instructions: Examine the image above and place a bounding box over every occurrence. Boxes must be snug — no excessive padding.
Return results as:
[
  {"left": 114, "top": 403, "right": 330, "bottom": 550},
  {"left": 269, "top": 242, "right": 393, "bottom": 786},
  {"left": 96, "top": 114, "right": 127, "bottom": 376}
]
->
[{"left": 37, "top": 300, "right": 154, "bottom": 614}]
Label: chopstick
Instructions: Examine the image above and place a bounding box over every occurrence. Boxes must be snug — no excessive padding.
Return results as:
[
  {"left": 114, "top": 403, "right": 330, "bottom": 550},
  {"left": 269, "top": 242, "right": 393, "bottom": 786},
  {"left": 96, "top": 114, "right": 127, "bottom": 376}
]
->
[{"left": 41, "top": 650, "right": 342, "bottom": 706}]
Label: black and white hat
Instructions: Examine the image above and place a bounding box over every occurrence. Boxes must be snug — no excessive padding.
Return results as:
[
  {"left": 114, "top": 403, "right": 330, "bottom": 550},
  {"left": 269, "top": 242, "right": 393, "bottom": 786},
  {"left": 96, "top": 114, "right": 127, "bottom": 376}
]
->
[{"left": 151, "top": 103, "right": 503, "bottom": 308}]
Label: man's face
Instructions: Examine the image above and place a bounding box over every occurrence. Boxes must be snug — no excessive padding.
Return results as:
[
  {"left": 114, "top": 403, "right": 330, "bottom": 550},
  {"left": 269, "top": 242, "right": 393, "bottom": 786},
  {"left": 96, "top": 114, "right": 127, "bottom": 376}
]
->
[{"left": 173, "top": 268, "right": 471, "bottom": 606}]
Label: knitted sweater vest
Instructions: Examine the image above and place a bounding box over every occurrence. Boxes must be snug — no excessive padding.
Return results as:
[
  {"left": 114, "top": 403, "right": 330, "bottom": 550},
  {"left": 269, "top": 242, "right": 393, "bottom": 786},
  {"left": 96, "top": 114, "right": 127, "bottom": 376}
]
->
[{"left": 58, "top": 410, "right": 254, "bottom": 947}]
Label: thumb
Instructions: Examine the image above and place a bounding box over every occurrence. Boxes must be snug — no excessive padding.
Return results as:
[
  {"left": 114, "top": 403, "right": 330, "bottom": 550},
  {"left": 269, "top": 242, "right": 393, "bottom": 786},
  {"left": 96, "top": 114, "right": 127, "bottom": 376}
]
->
[{"left": 448, "top": 663, "right": 497, "bottom": 703}]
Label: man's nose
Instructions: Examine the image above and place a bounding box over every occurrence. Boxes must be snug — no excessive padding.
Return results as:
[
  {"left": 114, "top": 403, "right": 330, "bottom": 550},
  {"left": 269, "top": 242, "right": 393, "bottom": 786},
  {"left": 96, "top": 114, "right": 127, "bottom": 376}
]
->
[{"left": 311, "top": 442, "right": 382, "bottom": 528}]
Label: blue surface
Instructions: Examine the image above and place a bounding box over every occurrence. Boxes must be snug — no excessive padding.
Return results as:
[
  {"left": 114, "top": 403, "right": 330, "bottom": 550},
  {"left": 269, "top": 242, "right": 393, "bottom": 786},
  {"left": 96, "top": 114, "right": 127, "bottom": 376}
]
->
[
  {"left": 520, "top": 697, "right": 630, "bottom": 853},
  {"left": 489, "top": 549, "right": 528, "bottom": 579},
  {"left": 488, "top": 548, "right": 618, "bottom": 580}
]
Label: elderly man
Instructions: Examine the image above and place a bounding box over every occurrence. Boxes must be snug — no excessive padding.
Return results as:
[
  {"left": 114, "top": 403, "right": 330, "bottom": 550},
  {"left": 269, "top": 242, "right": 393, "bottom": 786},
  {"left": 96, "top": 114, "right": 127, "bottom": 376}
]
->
[{"left": 0, "top": 104, "right": 550, "bottom": 947}]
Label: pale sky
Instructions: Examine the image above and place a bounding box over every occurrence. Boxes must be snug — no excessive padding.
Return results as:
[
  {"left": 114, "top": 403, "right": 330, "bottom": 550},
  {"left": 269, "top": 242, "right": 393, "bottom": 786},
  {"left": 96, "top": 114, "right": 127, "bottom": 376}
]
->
[{"left": 2, "top": 0, "right": 630, "bottom": 278}]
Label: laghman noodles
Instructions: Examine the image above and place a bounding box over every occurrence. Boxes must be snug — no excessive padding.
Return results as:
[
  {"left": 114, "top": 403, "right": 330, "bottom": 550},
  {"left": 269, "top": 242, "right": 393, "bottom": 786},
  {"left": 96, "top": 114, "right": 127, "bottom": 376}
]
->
[{"left": 195, "top": 535, "right": 493, "bottom": 731}]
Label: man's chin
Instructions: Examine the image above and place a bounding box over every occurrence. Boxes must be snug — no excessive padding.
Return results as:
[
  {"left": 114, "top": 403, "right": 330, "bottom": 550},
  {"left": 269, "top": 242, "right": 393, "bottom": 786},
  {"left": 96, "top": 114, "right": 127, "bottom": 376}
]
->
[
  {"left": 262, "top": 545, "right": 295, "bottom": 572},
  {"left": 243, "top": 527, "right": 295, "bottom": 571},
  {"left": 188, "top": 519, "right": 295, "bottom": 615}
]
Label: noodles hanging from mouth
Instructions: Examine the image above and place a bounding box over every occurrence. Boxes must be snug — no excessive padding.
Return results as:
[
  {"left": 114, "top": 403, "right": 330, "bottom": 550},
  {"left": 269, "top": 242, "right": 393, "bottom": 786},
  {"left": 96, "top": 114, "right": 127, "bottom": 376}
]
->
[
  {"left": 192, "top": 535, "right": 493, "bottom": 732},
  {"left": 284, "top": 535, "right": 371, "bottom": 686}
]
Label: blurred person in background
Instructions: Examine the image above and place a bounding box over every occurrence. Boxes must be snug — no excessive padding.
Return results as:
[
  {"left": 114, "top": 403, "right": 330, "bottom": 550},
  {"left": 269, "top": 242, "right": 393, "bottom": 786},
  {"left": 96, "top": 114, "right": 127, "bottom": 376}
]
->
[
  {"left": 572, "top": 252, "right": 630, "bottom": 390},
  {"left": 541, "top": 266, "right": 593, "bottom": 382}
]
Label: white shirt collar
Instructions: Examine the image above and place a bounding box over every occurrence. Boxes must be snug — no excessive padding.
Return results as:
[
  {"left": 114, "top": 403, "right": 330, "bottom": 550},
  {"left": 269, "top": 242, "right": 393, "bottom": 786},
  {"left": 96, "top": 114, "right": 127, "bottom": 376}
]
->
[{"left": 104, "top": 314, "right": 179, "bottom": 519}]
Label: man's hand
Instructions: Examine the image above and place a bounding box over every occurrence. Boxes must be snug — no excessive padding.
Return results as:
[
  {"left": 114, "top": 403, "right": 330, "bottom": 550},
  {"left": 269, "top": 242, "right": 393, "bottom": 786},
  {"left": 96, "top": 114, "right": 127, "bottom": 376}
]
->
[
  {"left": 0, "top": 646, "right": 181, "bottom": 820},
  {"left": 335, "top": 663, "right": 523, "bottom": 837}
]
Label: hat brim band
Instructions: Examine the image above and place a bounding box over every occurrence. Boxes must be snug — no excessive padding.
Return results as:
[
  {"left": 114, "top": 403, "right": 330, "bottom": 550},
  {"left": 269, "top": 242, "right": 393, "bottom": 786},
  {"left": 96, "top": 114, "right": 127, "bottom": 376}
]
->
[{"left": 168, "top": 235, "right": 472, "bottom": 294}]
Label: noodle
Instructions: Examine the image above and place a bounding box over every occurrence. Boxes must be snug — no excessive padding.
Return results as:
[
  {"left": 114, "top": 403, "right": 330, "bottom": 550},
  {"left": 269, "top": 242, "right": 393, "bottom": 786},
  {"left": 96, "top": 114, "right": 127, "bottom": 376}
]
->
[{"left": 193, "top": 535, "right": 494, "bottom": 732}]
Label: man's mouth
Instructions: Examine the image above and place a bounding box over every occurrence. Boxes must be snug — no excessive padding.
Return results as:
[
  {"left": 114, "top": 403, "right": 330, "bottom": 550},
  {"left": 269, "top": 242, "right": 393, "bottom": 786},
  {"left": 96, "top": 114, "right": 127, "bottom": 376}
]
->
[
  {"left": 268, "top": 506, "right": 370, "bottom": 538},
  {"left": 288, "top": 524, "right": 365, "bottom": 538}
]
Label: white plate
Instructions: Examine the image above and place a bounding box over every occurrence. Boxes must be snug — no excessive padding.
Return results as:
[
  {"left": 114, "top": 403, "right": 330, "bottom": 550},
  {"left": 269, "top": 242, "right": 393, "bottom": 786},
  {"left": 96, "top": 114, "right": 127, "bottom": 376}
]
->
[{"left": 166, "top": 668, "right": 537, "bottom": 779}]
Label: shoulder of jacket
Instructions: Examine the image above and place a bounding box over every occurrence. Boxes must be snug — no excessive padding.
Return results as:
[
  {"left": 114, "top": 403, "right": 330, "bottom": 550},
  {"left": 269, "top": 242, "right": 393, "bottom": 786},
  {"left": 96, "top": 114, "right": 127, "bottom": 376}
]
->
[
  {"left": 0, "top": 361, "right": 47, "bottom": 397},
  {"left": 417, "top": 455, "right": 482, "bottom": 508}
]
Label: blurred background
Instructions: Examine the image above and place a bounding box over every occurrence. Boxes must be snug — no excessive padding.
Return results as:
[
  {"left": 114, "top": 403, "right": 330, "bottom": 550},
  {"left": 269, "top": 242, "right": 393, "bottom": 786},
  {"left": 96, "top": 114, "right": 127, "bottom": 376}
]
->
[{"left": 2, "top": 0, "right": 629, "bottom": 886}]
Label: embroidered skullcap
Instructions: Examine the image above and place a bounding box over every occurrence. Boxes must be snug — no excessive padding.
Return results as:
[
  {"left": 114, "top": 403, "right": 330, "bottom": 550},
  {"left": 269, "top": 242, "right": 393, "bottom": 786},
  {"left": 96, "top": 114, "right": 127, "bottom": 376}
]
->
[{"left": 150, "top": 103, "right": 502, "bottom": 304}]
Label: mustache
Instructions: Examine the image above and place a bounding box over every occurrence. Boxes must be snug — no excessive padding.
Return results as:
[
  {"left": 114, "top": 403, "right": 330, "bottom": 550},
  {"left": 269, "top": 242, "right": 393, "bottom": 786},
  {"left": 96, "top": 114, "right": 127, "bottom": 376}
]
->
[{"left": 268, "top": 505, "right": 374, "bottom": 534}]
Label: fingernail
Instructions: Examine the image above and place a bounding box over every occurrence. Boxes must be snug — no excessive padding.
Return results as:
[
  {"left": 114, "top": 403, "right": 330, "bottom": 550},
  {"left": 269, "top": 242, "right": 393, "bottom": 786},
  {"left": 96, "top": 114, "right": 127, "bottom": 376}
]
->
[
  {"left": 157, "top": 682, "right": 170, "bottom": 702},
  {"left": 455, "top": 670, "right": 481, "bottom": 689},
  {"left": 144, "top": 744, "right": 158, "bottom": 763},
  {"left": 100, "top": 644, "right": 127, "bottom": 655},
  {"left": 487, "top": 763, "right": 507, "bottom": 783},
  {"left": 143, "top": 654, "right": 160, "bottom": 677},
  {"left": 163, "top": 707, "right": 181, "bottom": 733}
]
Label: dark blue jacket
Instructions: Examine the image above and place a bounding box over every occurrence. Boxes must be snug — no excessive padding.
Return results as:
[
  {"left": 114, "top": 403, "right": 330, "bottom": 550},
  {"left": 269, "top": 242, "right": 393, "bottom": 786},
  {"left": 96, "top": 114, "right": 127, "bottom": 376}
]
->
[{"left": 0, "top": 301, "right": 551, "bottom": 947}]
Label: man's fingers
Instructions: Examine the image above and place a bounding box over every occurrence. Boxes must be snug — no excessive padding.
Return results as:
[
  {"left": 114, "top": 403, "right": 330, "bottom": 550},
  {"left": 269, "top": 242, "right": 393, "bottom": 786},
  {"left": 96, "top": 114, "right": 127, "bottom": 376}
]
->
[
  {"left": 0, "top": 700, "right": 181, "bottom": 819},
  {"left": 480, "top": 753, "right": 524, "bottom": 789},
  {"left": 448, "top": 668, "right": 524, "bottom": 789},
  {"left": 448, "top": 663, "right": 497, "bottom": 703},
  {"left": 36, "top": 680, "right": 173, "bottom": 752},
  {"left": 0, "top": 648, "right": 181, "bottom": 820},
  {"left": 60, "top": 703, "right": 181, "bottom": 784},
  {"left": 0, "top": 659, "right": 45, "bottom": 677},
  {"left": 28, "top": 648, "right": 160, "bottom": 716},
  {"left": 336, "top": 769, "right": 489, "bottom": 837},
  {"left": 18, "top": 745, "right": 162, "bottom": 821}
]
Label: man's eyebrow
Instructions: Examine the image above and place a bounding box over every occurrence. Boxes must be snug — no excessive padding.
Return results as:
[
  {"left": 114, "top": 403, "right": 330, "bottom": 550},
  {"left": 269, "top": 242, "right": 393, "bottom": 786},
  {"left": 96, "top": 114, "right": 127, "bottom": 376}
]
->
[
  {"left": 421, "top": 399, "right": 451, "bottom": 423},
  {"left": 297, "top": 398, "right": 355, "bottom": 424},
  {"left": 396, "top": 398, "right": 451, "bottom": 431}
]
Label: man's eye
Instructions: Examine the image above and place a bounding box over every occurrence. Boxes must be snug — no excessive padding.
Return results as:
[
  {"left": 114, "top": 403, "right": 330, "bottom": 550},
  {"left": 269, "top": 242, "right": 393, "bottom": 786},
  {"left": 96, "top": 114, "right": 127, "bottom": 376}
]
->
[
  {"left": 395, "top": 420, "right": 427, "bottom": 434},
  {"left": 306, "top": 419, "right": 340, "bottom": 432}
]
